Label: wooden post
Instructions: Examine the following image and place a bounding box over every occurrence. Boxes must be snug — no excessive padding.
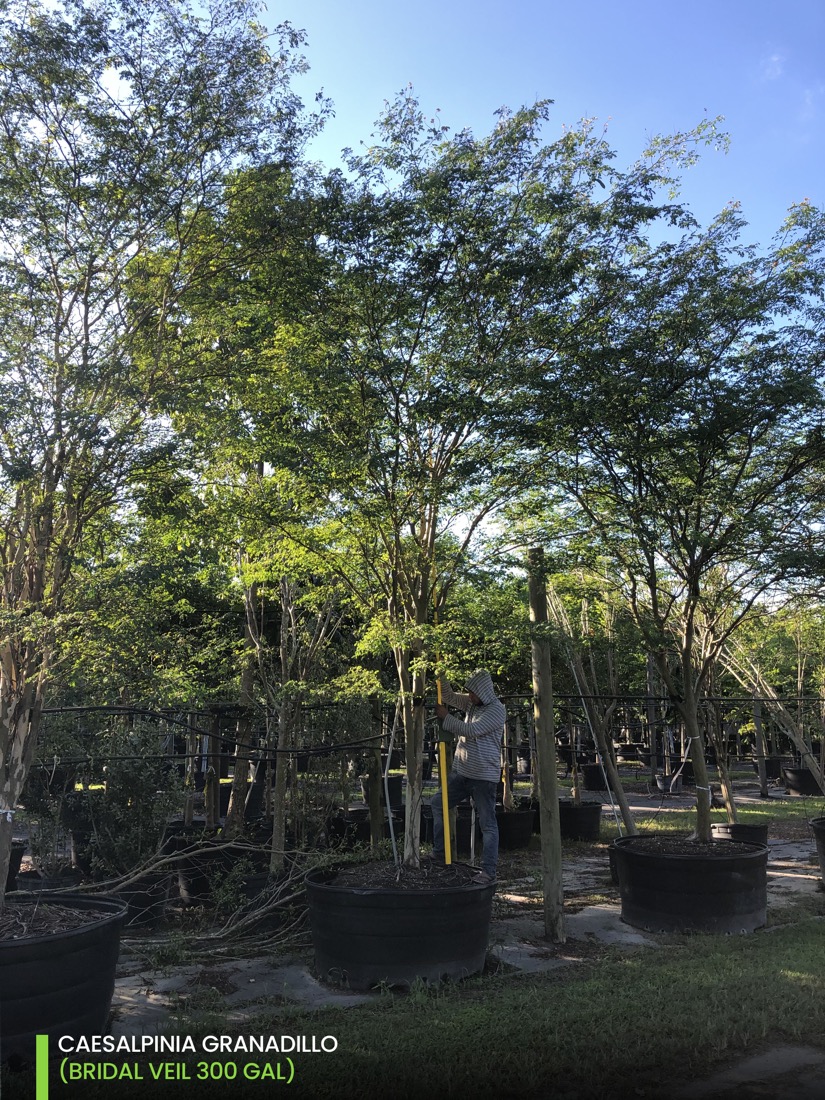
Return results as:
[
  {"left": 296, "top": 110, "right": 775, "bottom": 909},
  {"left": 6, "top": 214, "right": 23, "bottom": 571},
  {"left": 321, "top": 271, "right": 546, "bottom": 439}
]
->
[{"left": 527, "top": 547, "right": 565, "bottom": 943}]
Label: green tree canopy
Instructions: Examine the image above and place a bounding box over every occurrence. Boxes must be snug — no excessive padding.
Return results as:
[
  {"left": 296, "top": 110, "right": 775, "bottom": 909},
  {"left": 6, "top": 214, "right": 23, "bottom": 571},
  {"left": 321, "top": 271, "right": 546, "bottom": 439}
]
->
[
  {"left": 521, "top": 201, "right": 825, "bottom": 836},
  {"left": 0, "top": 0, "right": 314, "bottom": 901}
]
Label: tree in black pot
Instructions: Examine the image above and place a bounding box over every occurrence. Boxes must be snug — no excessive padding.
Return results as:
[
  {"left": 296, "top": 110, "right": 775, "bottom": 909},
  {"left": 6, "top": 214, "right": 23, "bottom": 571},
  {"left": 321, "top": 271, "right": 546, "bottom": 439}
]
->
[{"left": 521, "top": 197, "right": 825, "bottom": 930}]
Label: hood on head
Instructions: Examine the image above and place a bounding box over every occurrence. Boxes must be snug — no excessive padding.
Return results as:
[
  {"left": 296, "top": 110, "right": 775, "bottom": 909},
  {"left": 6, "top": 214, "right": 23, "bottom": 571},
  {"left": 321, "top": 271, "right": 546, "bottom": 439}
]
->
[{"left": 465, "top": 669, "right": 496, "bottom": 705}]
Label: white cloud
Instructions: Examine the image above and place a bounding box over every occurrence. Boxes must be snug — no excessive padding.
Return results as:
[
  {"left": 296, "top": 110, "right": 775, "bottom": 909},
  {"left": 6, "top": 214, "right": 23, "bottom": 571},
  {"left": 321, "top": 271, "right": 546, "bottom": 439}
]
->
[
  {"left": 761, "top": 53, "right": 785, "bottom": 81},
  {"left": 799, "top": 80, "right": 825, "bottom": 122}
]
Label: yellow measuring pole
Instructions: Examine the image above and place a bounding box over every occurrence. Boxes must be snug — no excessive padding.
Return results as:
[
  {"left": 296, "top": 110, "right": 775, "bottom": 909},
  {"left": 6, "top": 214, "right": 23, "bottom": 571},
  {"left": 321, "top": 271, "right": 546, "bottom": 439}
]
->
[{"left": 435, "top": 609, "right": 452, "bottom": 865}]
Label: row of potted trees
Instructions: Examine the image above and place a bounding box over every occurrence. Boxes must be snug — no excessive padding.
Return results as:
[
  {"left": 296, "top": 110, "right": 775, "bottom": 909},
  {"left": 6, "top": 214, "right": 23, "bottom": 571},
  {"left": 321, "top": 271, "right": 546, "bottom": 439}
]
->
[{"left": 5, "top": 738, "right": 825, "bottom": 1061}]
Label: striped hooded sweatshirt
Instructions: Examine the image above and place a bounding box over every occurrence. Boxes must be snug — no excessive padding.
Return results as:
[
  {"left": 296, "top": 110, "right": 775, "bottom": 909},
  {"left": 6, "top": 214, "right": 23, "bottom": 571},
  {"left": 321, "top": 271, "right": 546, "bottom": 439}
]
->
[{"left": 440, "top": 670, "right": 506, "bottom": 783}]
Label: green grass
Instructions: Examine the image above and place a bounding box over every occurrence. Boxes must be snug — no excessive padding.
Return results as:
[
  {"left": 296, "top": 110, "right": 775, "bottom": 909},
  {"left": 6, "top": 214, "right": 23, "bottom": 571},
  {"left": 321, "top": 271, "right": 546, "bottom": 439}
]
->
[
  {"left": 242, "top": 919, "right": 825, "bottom": 1099},
  {"left": 619, "top": 795, "right": 825, "bottom": 840}
]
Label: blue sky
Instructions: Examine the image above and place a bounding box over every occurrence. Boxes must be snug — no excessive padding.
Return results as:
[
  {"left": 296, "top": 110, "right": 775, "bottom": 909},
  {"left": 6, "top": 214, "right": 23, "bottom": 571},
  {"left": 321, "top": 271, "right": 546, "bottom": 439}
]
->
[{"left": 278, "top": 0, "right": 824, "bottom": 251}]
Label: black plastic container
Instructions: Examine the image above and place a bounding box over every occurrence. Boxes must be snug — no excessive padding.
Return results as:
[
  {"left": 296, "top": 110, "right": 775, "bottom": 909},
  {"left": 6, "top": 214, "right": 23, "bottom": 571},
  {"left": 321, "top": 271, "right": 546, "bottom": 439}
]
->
[
  {"left": 782, "top": 767, "right": 823, "bottom": 797},
  {"left": 559, "top": 799, "right": 602, "bottom": 841},
  {"left": 656, "top": 773, "right": 683, "bottom": 795},
  {"left": 4, "top": 840, "right": 26, "bottom": 893},
  {"left": 610, "top": 835, "right": 768, "bottom": 933},
  {"left": 360, "top": 774, "right": 404, "bottom": 810},
  {"left": 305, "top": 866, "right": 494, "bottom": 990},
  {"left": 326, "top": 807, "right": 401, "bottom": 848},
  {"left": 495, "top": 807, "right": 534, "bottom": 850},
  {"left": 810, "top": 817, "right": 825, "bottom": 886},
  {"left": 0, "top": 894, "right": 127, "bottom": 1064},
  {"left": 111, "top": 871, "right": 173, "bottom": 927},
  {"left": 752, "top": 756, "right": 783, "bottom": 780},
  {"left": 711, "top": 821, "right": 770, "bottom": 846},
  {"left": 581, "top": 763, "right": 608, "bottom": 792},
  {"left": 161, "top": 820, "right": 221, "bottom": 905}
]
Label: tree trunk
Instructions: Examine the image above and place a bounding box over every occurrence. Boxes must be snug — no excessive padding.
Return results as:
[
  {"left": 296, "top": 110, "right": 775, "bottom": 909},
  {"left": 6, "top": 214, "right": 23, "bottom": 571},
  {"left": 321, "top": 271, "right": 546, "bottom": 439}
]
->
[
  {"left": 752, "top": 697, "right": 769, "bottom": 797},
  {"left": 269, "top": 701, "right": 292, "bottom": 875},
  {"left": 225, "top": 583, "right": 259, "bottom": 836},
  {"left": 722, "top": 648, "right": 825, "bottom": 794},
  {"left": 707, "top": 711, "right": 737, "bottom": 823},
  {"left": 587, "top": 713, "right": 637, "bottom": 835},
  {"left": 681, "top": 692, "right": 713, "bottom": 842},
  {"left": 400, "top": 647, "right": 425, "bottom": 869},
  {"left": 0, "top": 682, "right": 45, "bottom": 914},
  {"left": 205, "top": 710, "right": 222, "bottom": 827},
  {"left": 366, "top": 743, "right": 384, "bottom": 849},
  {"left": 0, "top": 808, "right": 14, "bottom": 909},
  {"left": 645, "top": 654, "right": 659, "bottom": 786}
]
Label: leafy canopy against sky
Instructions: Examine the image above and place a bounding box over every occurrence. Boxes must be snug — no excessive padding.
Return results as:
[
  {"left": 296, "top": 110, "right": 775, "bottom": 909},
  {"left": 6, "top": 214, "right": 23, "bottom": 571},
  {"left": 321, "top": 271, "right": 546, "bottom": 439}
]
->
[{"left": 285, "top": 0, "right": 823, "bottom": 251}]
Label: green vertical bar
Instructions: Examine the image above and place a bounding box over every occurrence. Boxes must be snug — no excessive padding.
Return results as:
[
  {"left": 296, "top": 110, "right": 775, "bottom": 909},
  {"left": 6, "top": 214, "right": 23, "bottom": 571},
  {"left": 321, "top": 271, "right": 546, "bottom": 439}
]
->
[{"left": 36, "top": 1035, "right": 49, "bottom": 1100}]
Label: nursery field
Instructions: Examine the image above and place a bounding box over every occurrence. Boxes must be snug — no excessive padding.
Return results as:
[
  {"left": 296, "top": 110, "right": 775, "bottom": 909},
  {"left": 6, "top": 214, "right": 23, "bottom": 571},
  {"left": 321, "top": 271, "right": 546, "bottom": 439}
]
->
[{"left": 5, "top": 766, "right": 824, "bottom": 1100}]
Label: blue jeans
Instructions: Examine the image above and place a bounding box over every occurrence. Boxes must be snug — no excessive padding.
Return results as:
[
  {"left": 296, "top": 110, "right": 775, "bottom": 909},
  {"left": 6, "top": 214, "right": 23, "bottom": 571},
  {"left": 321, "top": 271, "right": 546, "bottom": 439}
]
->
[{"left": 431, "top": 771, "right": 499, "bottom": 878}]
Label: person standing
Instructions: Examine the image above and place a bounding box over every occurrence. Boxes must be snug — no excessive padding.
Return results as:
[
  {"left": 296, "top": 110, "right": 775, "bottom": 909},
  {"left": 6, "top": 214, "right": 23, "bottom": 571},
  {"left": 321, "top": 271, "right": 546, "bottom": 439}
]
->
[{"left": 431, "top": 669, "right": 506, "bottom": 884}]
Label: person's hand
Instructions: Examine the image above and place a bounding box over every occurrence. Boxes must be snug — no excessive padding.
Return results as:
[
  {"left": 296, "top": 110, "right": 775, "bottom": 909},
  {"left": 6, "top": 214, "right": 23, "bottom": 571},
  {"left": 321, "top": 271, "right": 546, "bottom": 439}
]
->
[{"left": 435, "top": 703, "right": 448, "bottom": 720}]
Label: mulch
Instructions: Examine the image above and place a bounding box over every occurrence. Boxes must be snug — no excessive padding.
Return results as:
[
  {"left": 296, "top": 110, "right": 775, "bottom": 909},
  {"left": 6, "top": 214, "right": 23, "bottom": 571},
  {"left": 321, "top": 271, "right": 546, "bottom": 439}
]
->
[
  {"left": 0, "top": 898, "right": 106, "bottom": 941},
  {"left": 619, "top": 835, "right": 763, "bottom": 856},
  {"left": 325, "top": 860, "right": 478, "bottom": 890}
]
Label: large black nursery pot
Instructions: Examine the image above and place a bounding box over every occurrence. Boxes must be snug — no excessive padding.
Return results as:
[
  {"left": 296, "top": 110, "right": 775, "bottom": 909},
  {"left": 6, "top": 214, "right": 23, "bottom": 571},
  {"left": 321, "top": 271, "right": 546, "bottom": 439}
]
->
[
  {"left": 610, "top": 834, "right": 768, "bottom": 934},
  {"left": 4, "top": 840, "right": 26, "bottom": 893},
  {"left": 109, "top": 870, "right": 174, "bottom": 927},
  {"left": 326, "top": 806, "right": 402, "bottom": 849},
  {"left": 305, "top": 865, "right": 494, "bottom": 991},
  {"left": 656, "top": 772, "right": 683, "bottom": 795},
  {"left": 518, "top": 797, "right": 602, "bottom": 840},
  {"left": 581, "top": 762, "right": 608, "bottom": 792},
  {"left": 711, "top": 820, "right": 770, "bottom": 846},
  {"left": 161, "top": 818, "right": 221, "bottom": 905},
  {"left": 558, "top": 798, "right": 602, "bottom": 841},
  {"left": 495, "top": 806, "right": 534, "bottom": 850},
  {"left": 0, "top": 893, "right": 127, "bottom": 1065},
  {"left": 753, "top": 756, "right": 783, "bottom": 780},
  {"left": 360, "top": 773, "right": 404, "bottom": 810},
  {"left": 160, "top": 819, "right": 267, "bottom": 906},
  {"left": 782, "top": 766, "right": 823, "bottom": 797},
  {"left": 810, "top": 817, "right": 825, "bottom": 886},
  {"left": 520, "top": 796, "right": 541, "bottom": 835}
]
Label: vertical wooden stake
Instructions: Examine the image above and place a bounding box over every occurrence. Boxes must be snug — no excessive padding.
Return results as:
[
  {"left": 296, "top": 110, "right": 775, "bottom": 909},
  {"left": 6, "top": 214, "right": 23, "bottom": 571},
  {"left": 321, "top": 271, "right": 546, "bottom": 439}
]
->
[{"left": 528, "top": 547, "right": 565, "bottom": 943}]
